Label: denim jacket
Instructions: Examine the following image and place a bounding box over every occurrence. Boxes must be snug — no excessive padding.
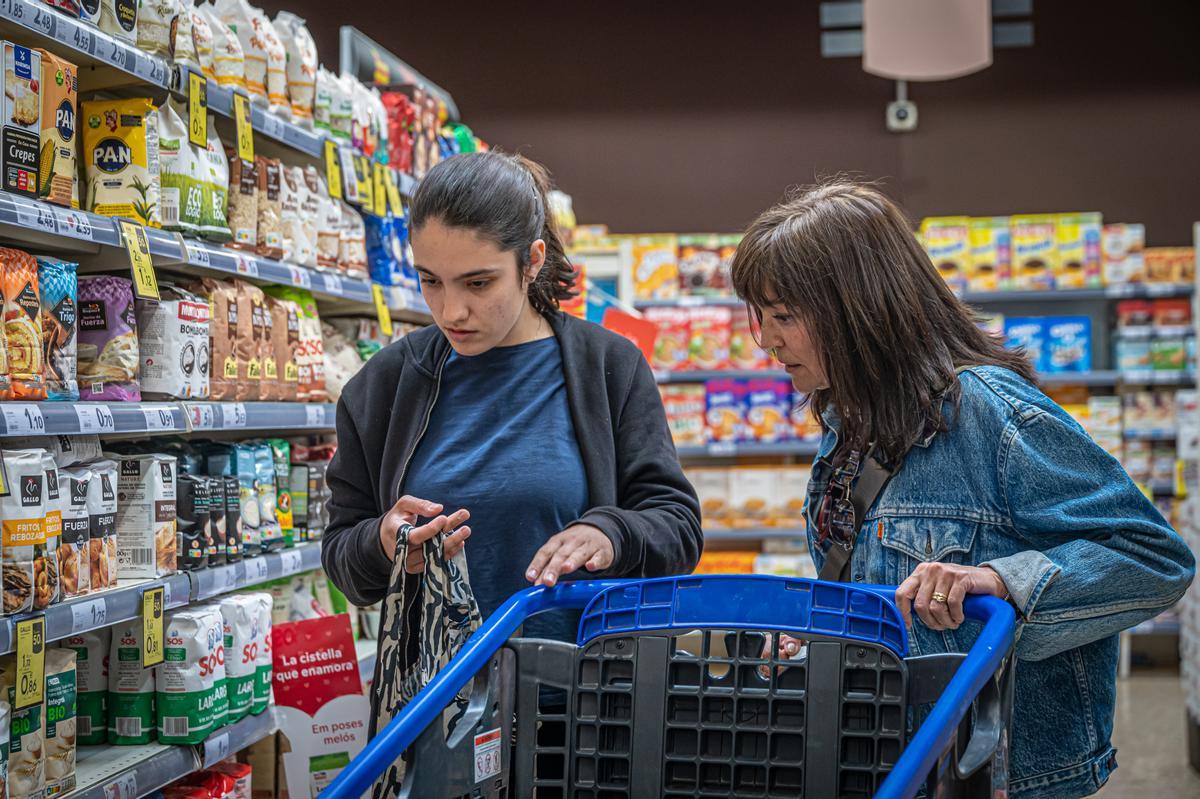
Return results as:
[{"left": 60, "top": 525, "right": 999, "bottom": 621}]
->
[{"left": 806, "top": 366, "right": 1195, "bottom": 799}]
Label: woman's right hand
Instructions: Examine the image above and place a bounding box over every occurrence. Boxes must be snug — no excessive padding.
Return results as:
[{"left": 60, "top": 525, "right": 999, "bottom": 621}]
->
[{"left": 379, "top": 495, "right": 471, "bottom": 573}]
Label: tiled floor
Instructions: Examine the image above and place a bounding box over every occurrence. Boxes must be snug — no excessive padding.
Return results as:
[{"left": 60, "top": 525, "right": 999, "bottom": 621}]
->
[{"left": 1096, "top": 670, "right": 1200, "bottom": 797}]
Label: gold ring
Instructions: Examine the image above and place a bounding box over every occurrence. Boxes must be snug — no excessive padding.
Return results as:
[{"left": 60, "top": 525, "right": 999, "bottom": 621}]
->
[{"left": 931, "top": 592, "right": 948, "bottom": 604}]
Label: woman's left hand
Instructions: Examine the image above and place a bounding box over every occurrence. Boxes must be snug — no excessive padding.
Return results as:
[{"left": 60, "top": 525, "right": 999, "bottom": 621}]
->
[
  {"left": 895, "top": 563, "right": 1009, "bottom": 631},
  {"left": 525, "top": 524, "right": 614, "bottom": 587}
]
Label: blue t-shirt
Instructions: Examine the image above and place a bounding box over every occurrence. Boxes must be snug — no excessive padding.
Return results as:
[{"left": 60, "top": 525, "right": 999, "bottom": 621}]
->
[{"left": 402, "top": 336, "right": 590, "bottom": 643}]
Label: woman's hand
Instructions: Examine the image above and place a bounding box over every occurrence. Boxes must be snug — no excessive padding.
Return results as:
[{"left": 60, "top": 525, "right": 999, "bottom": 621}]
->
[
  {"left": 895, "top": 562, "right": 1009, "bottom": 631},
  {"left": 525, "top": 524, "right": 614, "bottom": 587},
  {"left": 403, "top": 512, "right": 471, "bottom": 575},
  {"left": 379, "top": 495, "right": 471, "bottom": 573}
]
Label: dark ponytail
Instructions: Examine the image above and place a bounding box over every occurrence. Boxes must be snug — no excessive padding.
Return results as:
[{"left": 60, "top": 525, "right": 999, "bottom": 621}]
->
[{"left": 409, "top": 151, "right": 578, "bottom": 317}]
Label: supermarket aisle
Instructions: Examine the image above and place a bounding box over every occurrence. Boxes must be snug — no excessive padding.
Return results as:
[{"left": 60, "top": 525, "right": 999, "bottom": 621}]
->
[{"left": 1097, "top": 671, "right": 1200, "bottom": 797}]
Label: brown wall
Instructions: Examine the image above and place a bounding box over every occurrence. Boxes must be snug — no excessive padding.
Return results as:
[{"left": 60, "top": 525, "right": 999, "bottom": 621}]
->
[{"left": 265, "top": 1, "right": 1200, "bottom": 243}]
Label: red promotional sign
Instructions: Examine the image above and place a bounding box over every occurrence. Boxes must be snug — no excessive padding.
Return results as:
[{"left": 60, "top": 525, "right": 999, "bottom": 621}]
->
[
  {"left": 272, "top": 614, "right": 362, "bottom": 717},
  {"left": 602, "top": 307, "right": 659, "bottom": 363}
]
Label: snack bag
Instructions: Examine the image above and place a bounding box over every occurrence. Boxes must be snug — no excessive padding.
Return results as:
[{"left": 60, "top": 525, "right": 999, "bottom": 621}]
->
[
  {"left": 632, "top": 234, "right": 679, "bottom": 300},
  {"left": 85, "top": 460, "right": 119, "bottom": 591},
  {"left": 1, "top": 248, "right": 48, "bottom": 399},
  {"left": 35, "top": 50, "right": 77, "bottom": 208},
  {"left": 644, "top": 306, "right": 690, "bottom": 372},
  {"left": 99, "top": 0, "right": 138, "bottom": 42},
  {"left": 36, "top": 258, "right": 79, "bottom": 401},
  {"left": 1, "top": 449, "right": 47, "bottom": 615},
  {"left": 136, "top": 0, "right": 179, "bottom": 56},
  {"left": 59, "top": 466, "right": 92, "bottom": 597},
  {"left": 77, "top": 275, "right": 140, "bottom": 401},
  {"left": 34, "top": 453, "right": 62, "bottom": 610},
  {"left": 81, "top": 98, "right": 161, "bottom": 227},
  {"left": 255, "top": 10, "right": 289, "bottom": 117}
]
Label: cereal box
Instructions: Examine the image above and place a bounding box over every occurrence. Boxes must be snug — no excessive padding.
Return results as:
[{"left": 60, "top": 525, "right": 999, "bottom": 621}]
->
[
  {"left": 1055, "top": 213, "right": 1103, "bottom": 288},
  {"left": 745, "top": 378, "right": 792, "bottom": 443},
  {"left": 685, "top": 467, "right": 730, "bottom": 530},
  {"left": 677, "top": 234, "right": 724, "bottom": 296},
  {"left": 731, "top": 310, "right": 769, "bottom": 370},
  {"left": 688, "top": 305, "right": 732, "bottom": 370},
  {"left": 693, "top": 551, "right": 757, "bottom": 575},
  {"left": 1004, "top": 317, "right": 1046, "bottom": 371},
  {"left": 632, "top": 234, "right": 679, "bottom": 300},
  {"left": 661, "top": 384, "right": 707, "bottom": 447},
  {"left": 644, "top": 306, "right": 690, "bottom": 372},
  {"left": 773, "top": 465, "right": 810, "bottom": 529},
  {"left": 1117, "top": 300, "right": 1153, "bottom": 329},
  {"left": 968, "top": 217, "right": 1011, "bottom": 292},
  {"left": 705, "top": 378, "right": 745, "bottom": 443},
  {"left": 920, "top": 217, "right": 971, "bottom": 294},
  {"left": 1011, "top": 214, "right": 1058, "bottom": 290},
  {"left": 35, "top": 50, "right": 77, "bottom": 208},
  {"left": 1102, "top": 224, "right": 1145, "bottom": 285},
  {"left": 1123, "top": 440, "right": 1151, "bottom": 484},
  {"left": 1043, "top": 316, "right": 1091, "bottom": 373},
  {"left": 717, "top": 235, "right": 740, "bottom": 290},
  {"left": 790, "top": 394, "right": 821, "bottom": 441},
  {"left": 729, "top": 467, "right": 775, "bottom": 529},
  {"left": 2, "top": 43, "right": 42, "bottom": 198}
]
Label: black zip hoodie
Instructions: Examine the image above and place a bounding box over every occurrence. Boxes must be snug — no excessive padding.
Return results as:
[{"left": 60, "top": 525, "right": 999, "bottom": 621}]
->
[{"left": 321, "top": 311, "right": 704, "bottom": 610}]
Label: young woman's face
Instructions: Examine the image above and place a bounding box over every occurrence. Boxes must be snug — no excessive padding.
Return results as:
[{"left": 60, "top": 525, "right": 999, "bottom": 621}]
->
[
  {"left": 755, "top": 300, "right": 829, "bottom": 394},
  {"left": 412, "top": 219, "right": 544, "bottom": 356}
]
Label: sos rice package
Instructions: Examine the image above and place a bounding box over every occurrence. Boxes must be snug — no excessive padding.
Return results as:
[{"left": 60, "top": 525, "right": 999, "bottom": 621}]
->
[
  {"left": 35, "top": 258, "right": 79, "bottom": 401},
  {"left": 77, "top": 275, "right": 140, "bottom": 401},
  {"left": 1, "top": 448, "right": 47, "bottom": 614},
  {"left": 62, "top": 629, "right": 109, "bottom": 746},
  {"left": 1, "top": 248, "right": 47, "bottom": 399},
  {"left": 108, "top": 620, "right": 155, "bottom": 745},
  {"left": 218, "top": 595, "right": 258, "bottom": 723},
  {"left": 136, "top": 284, "right": 211, "bottom": 399},
  {"left": 81, "top": 98, "right": 161, "bottom": 227},
  {"left": 251, "top": 593, "right": 271, "bottom": 714},
  {"left": 157, "top": 606, "right": 225, "bottom": 744}
]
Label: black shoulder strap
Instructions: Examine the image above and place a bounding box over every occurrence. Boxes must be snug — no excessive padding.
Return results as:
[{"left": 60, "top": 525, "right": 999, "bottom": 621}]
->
[{"left": 817, "top": 453, "right": 897, "bottom": 583}]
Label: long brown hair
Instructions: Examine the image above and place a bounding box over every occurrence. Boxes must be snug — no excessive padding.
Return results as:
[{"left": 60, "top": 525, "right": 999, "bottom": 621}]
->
[{"left": 731, "top": 178, "right": 1036, "bottom": 464}]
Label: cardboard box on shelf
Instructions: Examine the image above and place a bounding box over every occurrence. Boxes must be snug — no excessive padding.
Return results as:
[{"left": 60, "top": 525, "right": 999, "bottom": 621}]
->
[
  {"left": 1011, "top": 214, "right": 1058, "bottom": 290},
  {"left": 745, "top": 379, "right": 793, "bottom": 443},
  {"left": 2, "top": 42, "right": 43, "bottom": 199},
  {"left": 730, "top": 310, "right": 770, "bottom": 370},
  {"left": 705, "top": 378, "right": 746, "bottom": 443},
  {"left": 688, "top": 305, "right": 732, "bottom": 370},
  {"left": 920, "top": 216, "right": 972, "bottom": 294},
  {"left": 632, "top": 234, "right": 680, "bottom": 300},
  {"left": 1055, "top": 212, "right": 1103, "bottom": 288},
  {"left": 772, "top": 465, "right": 810, "bottom": 529},
  {"left": 644, "top": 306, "right": 690, "bottom": 372},
  {"left": 1102, "top": 223, "right": 1146, "bottom": 285},
  {"left": 968, "top": 217, "right": 1012, "bottom": 291},
  {"left": 1043, "top": 316, "right": 1092, "bottom": 373},
  {"left": 1087, "top": 396, "right": 1122, "bottom": 432},
  {"left": 662, "top": 384, "right": 707, "bottom": 447},
  {"left": 729, "top": 467, "right": 776, "bottom": 529},
  {"left": 686, "top": 467, "right": 730, "bottom": 530},
  {"left": 677, "top": 234, "right": 726, "bottom": 296},
  {"left": 1004, "top": 317, "right": 1047, "bottom": 371}
]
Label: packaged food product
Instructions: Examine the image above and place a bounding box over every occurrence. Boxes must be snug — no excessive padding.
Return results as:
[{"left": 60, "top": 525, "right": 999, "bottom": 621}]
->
[
  {"left": 225, "top": 145, "right": 258, "bottom": 248},
  {"left": 920, "top": 217, "right": 971, "bottom": 294},
  {"left": 1117, "top": 300, "right": 1153, "bottom": 330},
  {"left": 158, "top": 99, "right": 204, "bottom": 235},
  {"left": 729, "top": 467, "right": 775, "bottom": 529},
  {"left": 136, "top": 0, "right": 179, "bottom": 56},
  {"left": 236, "top": 281, "right": 266, "bottom": 400},
  {"left": 266, "top": 440, "right": 293, "bottom": 544},
  {"left": 693, "top": 551, "right": 757, "bottom": 575},
  {"left": 304, "top": 457, "right": 330, "bottom": 539},
  {"left": 44, "top": 648, "right": 77, "bottom": 796},
  {"left": 201, "top": 5, "right": 242, "bottom": 89},
  {"left": 99, "top": 0, "right": 138, "bottom": 41},
  {"left": 271, "top": 12, "right": 316, "bottom": 126},
  {"left": 968, "top": 217, "right": 1012, "bottom": 292},
  {"left": 252, "top": 156, "right": 283, "bottom": 259},
  {"left": 35, "top": 454, "right": 62, "bottom": 610},
  {"left": 338, "top": 201, "right": 367, "bottom": 277},
  {"left": 170, "top": 1, "right": 200, "bottom": 74},
  {"left": 77, "top": 0, "right": 100, "bottom": 22},
  {"left": 730, "top": 309, "right": 769, "bottom": 371},
  {"left": 77, "top": 275, "right": 140, "bottom": 401},
  {"left": 1153, "top": 299, "right": 1192, "bottom": 328},
  {"left": 1003, "top": 317, "right": 1046, "bottom": 372},
  {"left": 62, "top": 630, "right": 108, "bottom": 746},
  {"left": 218, "top": 595, "right": 258, "bottom": 724},
  {"left": 790, "top": 395, "right": 820, "bottom": 441},
  {"left": 110, "top": 452, "right": 177, "bottom": 579},
  {"left": 279, "top": 165, "right": 316, "bottom": 267},
  {"left": 686, "top": 467, "right": 729, "bottom": 529},
  {"left": 331, "top": 74, "right": 354, "bottom": 143},
  {"left": 1151, "top": 337, "right": 1186, "bottom": 372},
  {"left": 1102, "top": 223, "right": 1146, "bottom": 285},
  {"left": 157, "top": 607, "right": 224, "bottom": 743},
  {"left": 1055, "top": 212, "right": 1103, "bottom": 289},
  {"left": 2, "top": 44, "right": 42, "bottom": 200},
  {"left": 1, "top": 656, "right": 44, "bottom": 798},
  {"left": 212, "top": 761, "right": 252, "bottom": 799},
  {"left": 774, "top": 465, "right": 810, "bottom": 529},
  {"left": 632, "top": 235, "right": 679, "bottom": 300},
  {"left": 288, "top": 463, "right": 309, "bottom": 540},
  {"left": 186, "top": 277, "right": 240, "bottom": 399},
  {"left": 254, "top": 11, "right": 288, "bottom": 116},
  {"left": 34, "top": 50, "right": 77, "bottom": 208},
  {"left": 745, "top": 378, "right": 793, "bottom": 443},
  {"left": 108, "top": 621, "right": 155, "bottom": 745},
  {"left": 59, "top": 466, "right": 91, "bottom": 598},
  {"left": 85, "top": 460, "right": 118, "bottom": 590},
  {"left": 266, "top": 294, "right": 300, "bottom": 399},
  {"left": 266, "top": 287, "right": 326, "bottom": 401},
  {"left": 81, "top": 98, "right": 160, "bottom": 227},
  {"left": 1043, "top": 316, "right": 1091, "bottom": 373},
  {"left": 184, "top": 770, "right": 237, "bottom": 799},
  {"left": 252, "top": 444, "right": 282, "bottom": 551},
  {"left": 688, "top": 306, "right": 731, "bottom": 370},
  {"left": 208, "top": 445, "right": 261, "bottom": 556},
  {"left": 644, "top": 307, "right": 690, "bottom": 372},
  {"left": 317, "top": 189, "right": 342, "bottom": 269},
  {"left": 1, "top": 448, "right": 47, "bottom": 614},
  {"left": 1, "top": 248, "right": 47, "bottom": 399},
  {"left": 660, "top": 385, "right": 706, "bottom": 447},
  {"left": 1011, "top": 214, "right": 1058, "bottom": 290},
  {"left": 177, "top": 474, "right": 210, "bottom": 571},
  {"left": 214, "top": 0, "right": 265, "bottom": 103},
  {"left": 200, "top": 115, "right": 232, "bottom": 242},
  {"left": 704, "top": 379, "right": 745, "bottom": 443},
  {"left": 313, "top": 67, "right": 336, "bottom": 134},
  {"left": 137, "top": 284, "right": 210, "bottom": 399},
  {"left": 321, "top": 322, "right": 362, "bottom": 401},
  {"left": 677, "top": 234, "right": 723, "bottom": 295},
  {"left": 220, "top": 474, "right": 242, "bottom": 562},
  {"left": 251, "top": 593, "right": 272, "bottom": 714},
  {"left": 35, "top": 258, "right": 79, "bottom": 402},
  {"left": 201, "top": 476, "right": 223, "bottom": 566}
]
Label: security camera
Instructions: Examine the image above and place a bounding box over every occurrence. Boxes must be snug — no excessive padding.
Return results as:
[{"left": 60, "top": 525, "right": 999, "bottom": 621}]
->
[{"left": 886, "top": 99, "right": 918, "bottom": 132}]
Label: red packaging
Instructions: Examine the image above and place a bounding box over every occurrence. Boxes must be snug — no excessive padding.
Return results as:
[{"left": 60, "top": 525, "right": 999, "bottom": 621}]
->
[
  {"left": 163, "top": 788, "right": 216, "bottom": 799},
  {"left": 184, "top": 770, "right": 238, "bottom": 799},
  {"left": 688, "top": 306, "right": 732, "bottom": 370},
  {"left": 644, "top": 307, "right": 691, "bottom": 373},
  {"left": 212, "top": 762, "right": 253, "bottom": 799},
  {"left": 1117, "top": 300, "right": 1153, "bottom": 329},
  {"left": 660, "top": 384, "right": 707, "bottom": 447},
  {"left": 1152, "top": 299, "right": 1192, "bottom": 328},
  {"left": 730, "top": 309, "right": 769, "bottom": 370},
  {"left": 382, "top": 92, "right": 416, "bottom": 175}
]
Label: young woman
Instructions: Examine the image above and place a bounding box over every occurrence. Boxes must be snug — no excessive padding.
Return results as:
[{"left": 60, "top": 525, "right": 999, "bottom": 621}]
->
[
  {"left": 733, "top": 180, "right": 1194, "bottom": 798},
  {"left": 321, "top": 151, "right": 703, "bottom": 783}
]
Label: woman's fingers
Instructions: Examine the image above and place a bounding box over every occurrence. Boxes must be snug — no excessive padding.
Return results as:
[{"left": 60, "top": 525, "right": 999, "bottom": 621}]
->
[
  {"left": 443, "top": 526, "right": 472, "bottom": 559},
  {"left": 895, "top": 572, "right": 920, "bottom": 629},
  {"left": 913, "top": 568, "right": 942, "bottom": 630},
  {"left": 927, "top": 569, "right": 956, "bottom": 630},
  {"left": 946, "top": 579, "right": 969, "bottom": 627},
  {"left": 392, "top": 495, "right": 444, "bottom": 522},
  {"left": 526, "top": 537, "right": 563, "bottom": 583}
]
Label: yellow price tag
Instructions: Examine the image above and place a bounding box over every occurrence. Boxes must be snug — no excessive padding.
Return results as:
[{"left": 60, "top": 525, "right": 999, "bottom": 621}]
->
[
  {"left": 372, "top": 284, "right": 394, "bottom": 337},
  {"left": 384, "top": 170, "right": 403, "bottom": 216},
  {"left": 188, "top": 72, "right": 207, "bottom": 150},
  {"left": 355, "top": 156, "right": 372, "bottom": 209},
  {"left": 373, "top": 163, "right": 388, "bottom": 217},
  {"left": 1175, "top": 459, "right": 1188, "bottom": 499},
  {"left": 324, "top": 139, "right": 342, "bottom": 200},
  {"left": 142, "top": 586, "right": 165, "bottom": 668},
  {"left": 234, "top": 93, "right": 254, "bottom": 164},
  {"left": 14, "top": 617, "right": 45, "bottom": 710},
  {"left": 118, "top": 219, "right": 159, "bottom": 301},
  {"left": 1135, "top": 482, "right": 1153, "bottom": 501}
]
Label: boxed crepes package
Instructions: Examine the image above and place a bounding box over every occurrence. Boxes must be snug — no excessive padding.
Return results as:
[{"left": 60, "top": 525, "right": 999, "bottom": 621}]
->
[{"left": 2, "top": 43, "right": 42, "bottom": 199}]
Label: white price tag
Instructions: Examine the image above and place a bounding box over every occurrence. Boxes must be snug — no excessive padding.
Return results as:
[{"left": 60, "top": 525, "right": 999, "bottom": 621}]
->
[
  {"left": 102, "top": 773, "right": 137, "bottom": 799},
  {"left": 1106, "top": 285, "right": 1136, "bottom": 298},
  {"left": 219, "top": 565, "right": 240, "bottom": 593},
  {"left": 0, "top": 0, "right": 13, "bottom": 18},
  {"left": 141, "top": 405, "right": 177, "bottom": 431},
  {"left": 204, "top": 732, "right": 231, "bottom": 766},
  {"left": 259, "top": 112, "right": 286, "bottom": 139},
  {"left": 73, "top": 404, "right": 116, "bottom": 434},
  {"left": 162, "top": 580, "right": 173, "bottom": 607},
  {"left": 304, "top": 405, "right": 326, "bottom": 427},
  {"left": 678, "top": 296, "right": 707, "bottom": 307},
  {"left": 144, "top": 56, "right": 168, "bottom": 87},
  {"left": 707, "top": 442, "right": 737, "bottom": 457},
  {"left": 222, "top": 403, "right": 248, "bottom": 428},
  {"left": 54, "top": 18, "right": 81, "bottom": 48},
  {"left": 16, "top": 200, "right": 56, "bottom": 235},
  {"left": 288, "top": 266, "right": 312, "bottom": 289},
  {"left": 235, "top": 253, "right": 259, "bottom": 278},
  {"left": 30, "top": 5, "right": 55, "bottom": 36},
  {"left": 185, "top": 240, "right": 212, "bottom": 267},
  {"left": 188, "top": 403, "right": 217, "bottom": 430},
  {"left": 103, "top": 37, "right": 127, "bottom": 70},
  {"left": 1146, "top": 283, "right": 1177, "bottom": 297},
  {"left": 70, "top": 598, "right": 107, "bottom": 633},
  {"left": 2, "top": 404, "right": 46, "bottom": 435},
  {"left": 244, "top": 557, "right": 270, "bottom": 583},
  {"left": 279, "top": 549, "right": 304, "bottom": 576},
  {"left": 53, "top": 208, "right": 96, "bottom": 240},
  {"left": 320, "top": 273, "right": 343, "bottom": 295}
]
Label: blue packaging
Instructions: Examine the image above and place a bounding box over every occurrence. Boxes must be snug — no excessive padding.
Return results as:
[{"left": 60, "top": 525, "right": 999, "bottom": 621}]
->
[
  {"left": 1004, "top": 317, "right": 1047, "bottom": 372},
  {"left": 365, "top": 213, "right": 404, "bottom": 286},
  {"left": 1044, "top": 316, "right": 1092, "bottom": 373}
]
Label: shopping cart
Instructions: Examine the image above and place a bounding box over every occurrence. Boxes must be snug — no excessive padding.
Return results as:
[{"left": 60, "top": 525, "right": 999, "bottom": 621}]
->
[{"left": 321, "top": 575, "right": 1016, "bottom": 799}]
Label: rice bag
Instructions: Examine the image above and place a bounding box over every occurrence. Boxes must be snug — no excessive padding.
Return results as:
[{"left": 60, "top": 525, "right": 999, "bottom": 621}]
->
[
  {"left": 157, "top": 607, "right": 224, "bottom": 743},
  {"left": 136, "top": 0, "right": 179, "bottom": 56},
  {"left": 338, "top": 201, "right": 367, "bottom": 278},
  {"left": 1, "top": 248, "right": 47, "bottom": 400},
  {"left": 86, "top": 459, "right": 118, "bottom": 591},
  {"left": 200, "top": 115, "right": 232, "bottom": 242},
  {"left": 272, "top": 11, "right": 316, "bottom": 127},
  {"left": 136, "top": 284, "right": 210, "bottom": 399},
  {"left": 225, "top": 145, "right": 257, "bottom": 250},
  {"left": 313, "top": 67, "right": 336, "bottom": 134},
  {"left": 59, "top": 465, "right": 91, "bottom": 598},
  {"left": 256, "top": 11, "right": 288, "bottom": 117},
  {"left": 203, "top": 5, "right": 244, "bottom": 90},
  {"left": 45, "top": 647, "right": 77, "bottom": 796},
  {"left": 158, "top": 98, "right": 204, "bottom": 235},
  {"left": 170, "top": 0, "right": 201, "bottom": 74},
  {"left": 1, "top": 449, "right": 47, "bottom": 615},
  {"left": 108, "top": 621, "right": 155, "bottom": 745},
  {"left": 34, "top": 454, "right": 61, "bottom": 610},
  {"left": 35, "top": 258, "right": 79, "bottom": 401},
  {"left": 1, "top": 655, "right": 44, "bottom": 798},
  {"left": 255, "top": 156, "right": 284, "bottom": 260},
  {"left": 100, "top": 0, "right": 138, "bottom": 42},
  {"left": 81, "top": 98, "right": 161, "bottom": 227},
  {"left": 62, "top": 629, "right": 109, "bottom": 746},
  {"left": 214, "top": 0, "right": 266, "bottom": 105},
  {"left": 77, "top": 275, "right": 140, "bottom": 401}
]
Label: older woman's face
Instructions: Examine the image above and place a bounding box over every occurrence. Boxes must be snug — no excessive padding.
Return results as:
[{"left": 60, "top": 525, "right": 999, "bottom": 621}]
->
[{"left": 755, "top": 300, "right": 828, "bottom": 394}]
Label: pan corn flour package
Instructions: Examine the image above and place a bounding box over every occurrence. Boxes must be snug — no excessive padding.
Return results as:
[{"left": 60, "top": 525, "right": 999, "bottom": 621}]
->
[
  {"left": 81, "top": 98, "right": 161, "bottom": 227},
  {"left": 34, "top": 50, "right": 77, "bottom": 208}
]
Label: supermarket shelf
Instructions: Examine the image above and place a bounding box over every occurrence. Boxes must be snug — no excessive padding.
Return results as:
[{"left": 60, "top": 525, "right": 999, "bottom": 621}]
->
[
  {"left": 192, "top": 541, "right": 323, "bottom": 601},
  {"left": 201, "top": 76, "right": 327, "bottom": 158},
  {"left": 636, "top": 296, "right": 744, "bottom": 309},
  {"left": 677, "top": 441, "right": 820, "bottom": 458},
  {"left": 67, "top": 708, "right": 276, "bottom": 799},
  {"left": 1115, "top": 325, "right": 1194, "bottom": 341},
  {"left": 357, "top": 638, "right": 377, "bottom": 684},
  {"left": 386, "top": 284, "right": 433, "bottom": 322},
  {"left": 655, "top": 369, "right": 788, "bottom": 383},
  {"left": 705, "top": 528, "right": 808, "bottom": 541},
  {"left": 1149, "top": 481, "right": 1179, "bottom": 497},
  {"left": 1038, "top": 370, "right": 1197, "bottom": 387},
  {"left": 0, "top": 401, "right": 334, "bottom": 437},
  {"left": 1124, "top": 429, "right": 1178, "bottom": 441}
]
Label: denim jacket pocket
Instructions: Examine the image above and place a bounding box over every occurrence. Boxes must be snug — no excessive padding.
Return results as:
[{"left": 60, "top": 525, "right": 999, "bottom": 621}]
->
[{"left": 879, "top": 515, "right": 979, "bottom": 568}]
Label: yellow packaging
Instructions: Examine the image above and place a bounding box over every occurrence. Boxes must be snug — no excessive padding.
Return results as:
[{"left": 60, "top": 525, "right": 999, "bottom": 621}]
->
[
  {"left": 693, "top": 551, "right": 757, "bottom": 575},
  {"left": 631, "top": 234, "right": 679, "bottom": 300},
  {"left": 81, "top": 98, "right": 161, "bottom": 227},
  {"left": 35, "top": 50, "right": 77, "bottom": 208},
  {"left": 685, "top": 467, "right": 730, "bottom": 530},
  {"left": 968, "top": 217, "right": 1011, "bottom": 292},
  {"left": 919, "top": 217, "right": 971, "bottom": 294},
  {"left": 1011, "top": 214, "right": 1058, "bottom": 289},
  {"left": 1055, "top": 212, "right": 1103, "bottom": 289}
]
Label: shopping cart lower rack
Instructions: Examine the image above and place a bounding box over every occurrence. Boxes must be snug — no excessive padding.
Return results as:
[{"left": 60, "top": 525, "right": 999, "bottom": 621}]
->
[{"left": 321, "top": 576, "right": 1017, "bottom": 799}]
